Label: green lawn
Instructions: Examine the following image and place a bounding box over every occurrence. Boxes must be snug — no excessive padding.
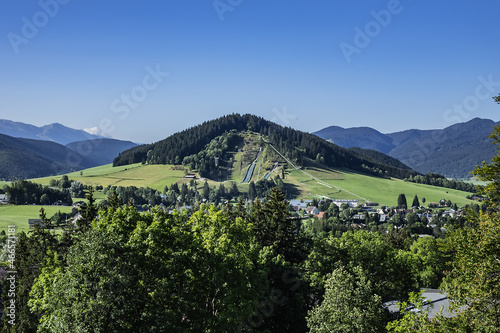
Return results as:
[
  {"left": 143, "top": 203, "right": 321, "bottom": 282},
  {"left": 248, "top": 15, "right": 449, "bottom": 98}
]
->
[{"left": 0, "top": 204, "right": 74, "bottom": 234}]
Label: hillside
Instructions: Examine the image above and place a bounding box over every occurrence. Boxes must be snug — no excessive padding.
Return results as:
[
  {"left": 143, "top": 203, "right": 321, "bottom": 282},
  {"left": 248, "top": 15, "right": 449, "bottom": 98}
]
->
[
  {"left": 0, "top": 119, "right": 103, "bottom": 145},
  {"left": 314, "top": 126, "right": 395, "bottom": 154},
  {"left": 114, "top": 114, "right": 417, "bottom": 180},
  {"left": 30, "top": 160, "right": 473, "bottom": 208},
  {"left": 0, "top": 134, "right": 94, "bottom": 179},
  {"left": 313, "top": 118, "right": 497, "bottom": 179},
  {"left": 0, "top": 134, "right": 138, "bottom": 180},
  {"left": 66, "top": 138, "right": 137, "bottom": 166}
]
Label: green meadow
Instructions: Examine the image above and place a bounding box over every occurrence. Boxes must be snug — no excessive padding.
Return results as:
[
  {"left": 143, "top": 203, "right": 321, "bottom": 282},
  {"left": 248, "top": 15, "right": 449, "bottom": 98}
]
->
[
  {"left": 287, "top": 167, "right": 473, "bottom": 207},
  {"left": 0, "top": 204, "right": 73, "bottom": 234},
  {"left": 32, "top": 163, "right": 186, "bottom": 191}
]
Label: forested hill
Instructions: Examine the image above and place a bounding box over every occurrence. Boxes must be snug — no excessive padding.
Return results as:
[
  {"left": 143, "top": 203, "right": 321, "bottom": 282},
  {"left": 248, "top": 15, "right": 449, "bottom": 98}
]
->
[
  {"left": 314, "top": 118, "right": 498, "bottom": 179},
  {"left": 113, "top": 114, "right": 417, "bottom": 179}
]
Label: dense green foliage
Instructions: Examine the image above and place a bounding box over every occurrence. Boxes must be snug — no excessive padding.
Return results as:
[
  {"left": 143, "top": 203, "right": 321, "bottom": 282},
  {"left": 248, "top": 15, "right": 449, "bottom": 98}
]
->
[
  {"left": 404, "top": 172, "right": 476, "bottom": 193},
  {"left": 3, "top": 180, "right": 72, "bottom": 206},
  {"left": 1, "top": 187, "right": 445, "bottom": 333},
  {"left": 182, "top": 131, "right": 242, "bottom": 179},
  {"left": 348, "top": 147, "right": 412, "bottom": 171},
  {"left": 113, "top": 114, "right": 416, "bottom": 179}
]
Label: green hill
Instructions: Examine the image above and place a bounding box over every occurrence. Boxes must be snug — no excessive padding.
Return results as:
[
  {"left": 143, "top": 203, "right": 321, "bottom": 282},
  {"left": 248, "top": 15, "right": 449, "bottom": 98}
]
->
[
  {"left": 113, "top": 114, "right": 417, "bottom": 180},
  {"left": 0, "top": 134, "right": 95, "bottom": 179}
]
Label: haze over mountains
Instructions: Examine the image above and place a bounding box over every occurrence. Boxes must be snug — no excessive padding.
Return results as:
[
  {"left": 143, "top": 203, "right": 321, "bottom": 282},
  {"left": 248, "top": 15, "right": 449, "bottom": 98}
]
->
[{"left": 313, "top": 118, "right": 497, "bottom": 179}]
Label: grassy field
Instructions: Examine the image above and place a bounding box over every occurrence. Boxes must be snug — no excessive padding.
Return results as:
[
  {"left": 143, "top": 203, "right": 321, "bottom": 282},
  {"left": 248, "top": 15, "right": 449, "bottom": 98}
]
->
[
  {"left": 32, "top": 163, "right": 186, "bottom": 191},
  {"left": 287, "top": 166, "right": 473, "bottom": 207},
  {"left": 0, "top": 204, "right": 74, "bottom": 234}
]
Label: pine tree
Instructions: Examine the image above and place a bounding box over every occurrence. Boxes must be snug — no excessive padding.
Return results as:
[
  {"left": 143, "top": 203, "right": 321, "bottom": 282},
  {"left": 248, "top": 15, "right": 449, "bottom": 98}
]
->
[
  {"left": 202, "top": 180, "right": 210, "bottom": 200},
  {"left": 412, "top": 195, "right": 420, "bottom": 208},
  {"left": 78, "top": 186, "right": 97, "bottom": 230},
  {"left": 248, "top": 181, "right": 256, "bottom": 200},
  {"left": 397, "top": 193, "right": 407, "bottom": 209}
]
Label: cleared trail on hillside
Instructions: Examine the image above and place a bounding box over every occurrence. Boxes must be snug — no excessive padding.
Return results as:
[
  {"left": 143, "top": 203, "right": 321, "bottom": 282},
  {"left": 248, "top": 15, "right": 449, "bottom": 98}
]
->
[
  {"left": 241, "top": 148, "right": 262, "bottom": 183},
  {"left": 266, "top": 143, "right": 369, "bottom": 202}
]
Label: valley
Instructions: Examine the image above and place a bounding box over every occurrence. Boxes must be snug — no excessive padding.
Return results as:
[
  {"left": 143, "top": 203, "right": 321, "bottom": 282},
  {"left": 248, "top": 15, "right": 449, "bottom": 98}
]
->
[{"left": 0, "top": 125, "right": 476, "bottom": 231}]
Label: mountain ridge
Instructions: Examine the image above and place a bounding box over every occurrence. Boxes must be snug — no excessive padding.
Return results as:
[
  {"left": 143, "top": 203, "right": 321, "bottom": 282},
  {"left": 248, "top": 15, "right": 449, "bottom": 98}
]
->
[
  {"left": 313, "top": 117, "right": 498, "bottom": 178},
  {"left": 0, "top": 119, "right": 104, "bottom": 145},
  {"left": 0, "top": 134, "right": 138, "bottom": 180}
]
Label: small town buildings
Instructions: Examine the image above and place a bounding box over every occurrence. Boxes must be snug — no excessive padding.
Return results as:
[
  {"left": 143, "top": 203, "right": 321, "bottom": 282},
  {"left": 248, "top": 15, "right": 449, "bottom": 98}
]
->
[
  {"left": 306, "top": 206, "right": 320, "bottom": 215},
  {"left": 289, "top": 200, "right": 311, "bottom": 212},
  {"left": 332, "top": 199, "right": 359, "bottom": 208},
  {"left": 28, "top": 219, "right": 43, "bottom": 229}
]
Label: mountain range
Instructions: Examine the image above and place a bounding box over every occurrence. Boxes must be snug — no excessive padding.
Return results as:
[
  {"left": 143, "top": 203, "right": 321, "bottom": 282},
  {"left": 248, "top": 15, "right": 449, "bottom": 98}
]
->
[
  {"left": 313, "top": 117, "right": 497, "bottom": 179},
  {"left": 0, "top": 120, "right": 137, "bottom": 179},
  {"left": 0, "top": 119, "right": 104, "bottom": 145},
  {"left": 1, "top": 116, "right": 496, "bottom": 180}
]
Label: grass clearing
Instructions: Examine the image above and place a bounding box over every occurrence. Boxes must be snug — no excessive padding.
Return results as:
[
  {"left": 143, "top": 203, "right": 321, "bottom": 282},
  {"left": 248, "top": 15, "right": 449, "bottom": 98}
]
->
[{"left": 0, "top": 204, "right": 74, "bottom": 234}]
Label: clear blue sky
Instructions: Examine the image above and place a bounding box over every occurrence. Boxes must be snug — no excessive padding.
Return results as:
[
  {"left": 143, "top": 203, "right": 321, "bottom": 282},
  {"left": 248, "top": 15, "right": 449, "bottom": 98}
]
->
[{"left": 1, "top": 0, "right": 499, "bottom": 143}]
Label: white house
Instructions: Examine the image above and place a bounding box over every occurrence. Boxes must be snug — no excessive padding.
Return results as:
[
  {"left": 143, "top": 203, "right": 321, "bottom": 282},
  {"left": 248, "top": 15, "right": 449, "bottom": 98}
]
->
[
  {"left": 0, "top": 194, "right": 8, "bottom": 204},
  {"left": 332, "top": 199, "right": 359, "bottom": 208},
  {"left": 306, "top": 206, "right": 320, "bottom": 215}
]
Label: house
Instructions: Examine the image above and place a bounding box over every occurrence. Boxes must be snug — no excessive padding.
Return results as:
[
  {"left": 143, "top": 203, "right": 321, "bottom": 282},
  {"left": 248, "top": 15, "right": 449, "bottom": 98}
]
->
[
  {"left": 289, "top": 200, "right": 311, "bottom": 212},
  {"left": 332, "top": 199, "right": 359, "bottom": 208},
  {"left": 69, "top": 214, "right": 82, "bottom": 228},
  {"left": 28, "top": 219, "right": 44, "bottom": 229},
  {"left": 443, "top": 209, "right": 456, "bottom": 217},
  {"left": 306, "top": 206, "right": 319, "bottom": 215},
  {"left": 184, "top": 174, "right": 197, "bottom": 179},
  {"left": 0, "top": 194, "right": 7, "bottom": 204}
]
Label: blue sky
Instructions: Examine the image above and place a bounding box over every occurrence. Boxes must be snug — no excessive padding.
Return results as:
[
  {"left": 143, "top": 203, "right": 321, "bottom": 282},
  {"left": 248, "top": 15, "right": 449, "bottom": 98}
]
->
[{"left": 1, "top": 0, "right": 499, "bottom": 143}]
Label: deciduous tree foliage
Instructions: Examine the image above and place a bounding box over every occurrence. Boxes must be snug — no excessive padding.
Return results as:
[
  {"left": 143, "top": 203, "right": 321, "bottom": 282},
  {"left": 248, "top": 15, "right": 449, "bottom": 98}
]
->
[
  {"left": 307, "top": 266, "right": 387, "bottom": 333},
  {"left": 28, "top": 204, "right": 271, "bottom": 332}
]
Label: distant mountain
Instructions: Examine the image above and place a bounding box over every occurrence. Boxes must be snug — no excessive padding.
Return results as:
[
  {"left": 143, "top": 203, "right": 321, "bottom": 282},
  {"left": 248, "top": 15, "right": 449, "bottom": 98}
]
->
[
  {"left": 313, "top": 118, "right": 498, "bottom": 179},
  {"left": 0, "top": 134, "right": 95, "bottom": 179},
  {"left": 0, "top": 134, "right": 138, "bottom": 180},
  {"left": 66, "top": 139, "right": 138, "bottom": 166},
  {"left": 0, "top": 119, "right": 103, "bottom": 145},
  {"left": 0, "top": 120, "right": 138, "bottom": 179},
  {"left": 313, "top": 126, "right": 395, "bottom": 154},
  {"left": 114, "top": 114, "right": 417, "bottom": 180}
]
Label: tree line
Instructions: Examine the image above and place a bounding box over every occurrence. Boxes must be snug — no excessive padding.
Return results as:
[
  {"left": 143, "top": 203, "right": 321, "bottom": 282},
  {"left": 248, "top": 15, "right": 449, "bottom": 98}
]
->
[
  {"left": 404, "top": 172, "right": 476, "bottom": 193},
  {"left": 2, "top": 180, "right": 72, "bottom": 206}
]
